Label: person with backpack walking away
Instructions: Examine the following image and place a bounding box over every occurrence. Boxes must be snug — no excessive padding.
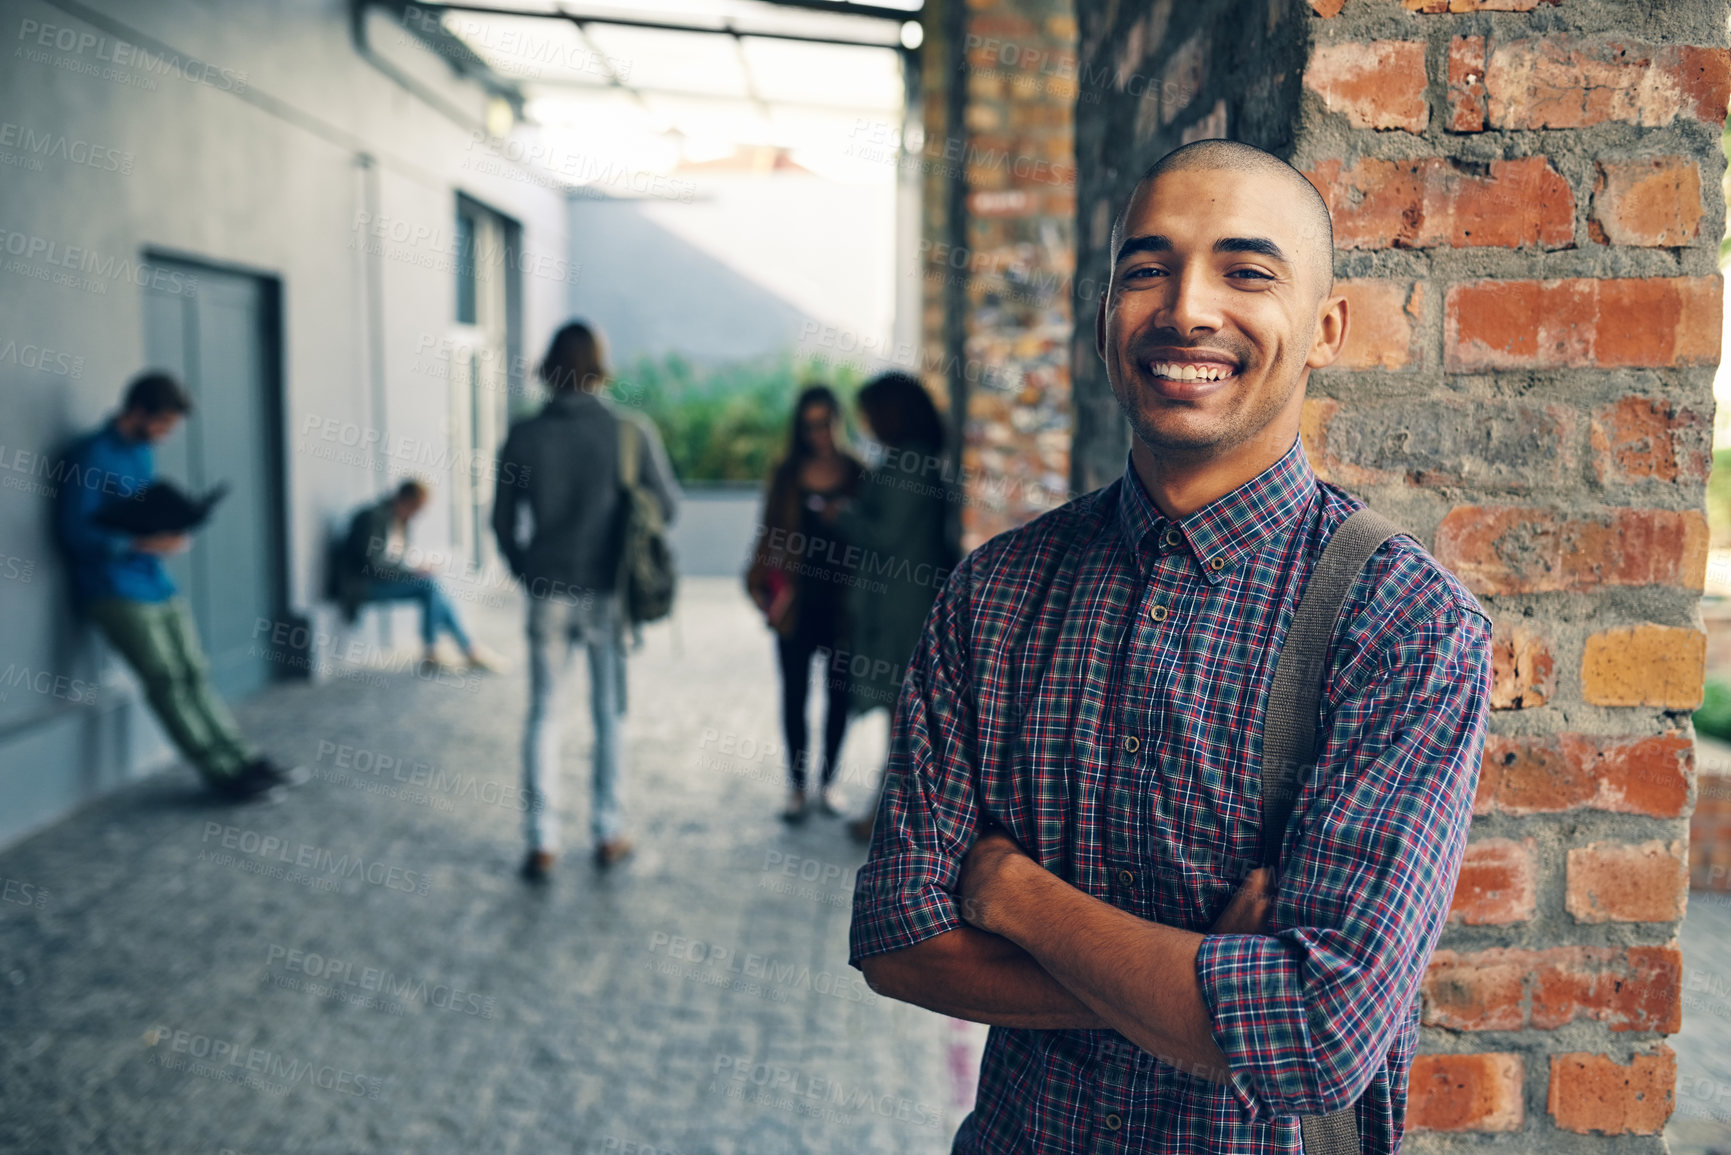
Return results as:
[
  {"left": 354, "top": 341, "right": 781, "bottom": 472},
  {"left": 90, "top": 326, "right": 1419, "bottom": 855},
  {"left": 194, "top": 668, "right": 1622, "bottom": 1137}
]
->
[{"left": 493, "top": 322, "right": 680, "bottom": 881}]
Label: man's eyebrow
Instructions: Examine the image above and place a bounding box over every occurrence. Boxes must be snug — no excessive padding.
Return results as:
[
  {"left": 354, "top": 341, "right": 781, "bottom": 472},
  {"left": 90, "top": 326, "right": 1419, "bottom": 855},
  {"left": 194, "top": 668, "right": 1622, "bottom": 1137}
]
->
[
  {"left": 1113, "top": 234, "right": 1171, "bottom": 264},
  {"left": 1214, "top": 236, "right": 1290, "bottom": 264}
]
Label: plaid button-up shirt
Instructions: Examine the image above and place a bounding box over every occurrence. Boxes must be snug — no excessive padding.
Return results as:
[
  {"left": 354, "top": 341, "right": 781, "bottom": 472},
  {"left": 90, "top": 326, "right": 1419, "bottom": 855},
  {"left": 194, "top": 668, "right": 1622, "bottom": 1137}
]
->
[{"left": 849, "top": 436, "right": 1493, "bottom": 1153}]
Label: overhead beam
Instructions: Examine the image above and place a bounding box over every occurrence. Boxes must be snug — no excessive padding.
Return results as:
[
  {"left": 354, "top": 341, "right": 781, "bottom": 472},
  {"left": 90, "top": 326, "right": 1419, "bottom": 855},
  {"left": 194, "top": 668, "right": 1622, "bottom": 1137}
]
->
[{"left": 408, "top": 0, "right": 917, "bottom": 52}]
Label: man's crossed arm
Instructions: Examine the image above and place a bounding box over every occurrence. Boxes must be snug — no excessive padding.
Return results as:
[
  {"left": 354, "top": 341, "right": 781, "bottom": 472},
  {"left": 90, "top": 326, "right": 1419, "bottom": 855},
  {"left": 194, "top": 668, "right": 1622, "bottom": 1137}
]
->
[{"left": 859, "top": 837, "right": 1275, "bottom": 1084}]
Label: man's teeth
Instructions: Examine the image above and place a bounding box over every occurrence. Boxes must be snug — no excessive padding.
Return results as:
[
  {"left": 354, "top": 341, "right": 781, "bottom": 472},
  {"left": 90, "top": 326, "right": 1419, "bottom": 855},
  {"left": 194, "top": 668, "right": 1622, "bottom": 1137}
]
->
[{"left": 1150, "top": 362, "right": 1235, "bottom": 381}]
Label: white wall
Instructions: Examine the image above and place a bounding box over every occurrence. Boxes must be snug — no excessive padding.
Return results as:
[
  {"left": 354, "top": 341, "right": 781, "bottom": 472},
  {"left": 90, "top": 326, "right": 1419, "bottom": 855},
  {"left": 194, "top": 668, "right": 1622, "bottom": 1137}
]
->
[{"left": 0, "top": 0, "right": 574, "bottom": 845}]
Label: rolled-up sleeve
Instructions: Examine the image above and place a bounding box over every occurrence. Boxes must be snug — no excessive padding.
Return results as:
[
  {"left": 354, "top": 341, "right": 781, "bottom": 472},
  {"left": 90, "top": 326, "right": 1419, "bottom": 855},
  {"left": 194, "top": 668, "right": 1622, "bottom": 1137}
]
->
[
  {"left": 848, "top": 559, "right": 984, "bottom": 966},
  {"left": 1195, "top": 605, "right": 1493, "bottom": 1119}
]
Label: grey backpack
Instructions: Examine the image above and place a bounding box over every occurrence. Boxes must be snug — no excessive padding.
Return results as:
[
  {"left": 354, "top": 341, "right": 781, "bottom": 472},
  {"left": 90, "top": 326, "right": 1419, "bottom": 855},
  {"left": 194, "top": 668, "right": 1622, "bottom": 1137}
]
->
[{"left": 615, "top": 416, "right": 677, "bottom": 625}]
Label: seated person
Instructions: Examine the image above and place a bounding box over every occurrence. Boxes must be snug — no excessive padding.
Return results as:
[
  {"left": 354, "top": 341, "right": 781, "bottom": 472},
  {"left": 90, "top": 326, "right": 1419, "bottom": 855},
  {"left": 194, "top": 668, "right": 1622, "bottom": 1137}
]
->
[{"left": 335, "top": 479, "right": 502, "bottom": 673}]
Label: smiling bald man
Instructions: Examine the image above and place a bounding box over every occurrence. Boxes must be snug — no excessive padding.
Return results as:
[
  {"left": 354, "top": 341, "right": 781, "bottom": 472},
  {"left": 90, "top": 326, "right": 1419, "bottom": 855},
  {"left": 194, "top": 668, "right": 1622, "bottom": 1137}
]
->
[{"left": 848, "top": 139, "right": 1493, "bottom": 1153}]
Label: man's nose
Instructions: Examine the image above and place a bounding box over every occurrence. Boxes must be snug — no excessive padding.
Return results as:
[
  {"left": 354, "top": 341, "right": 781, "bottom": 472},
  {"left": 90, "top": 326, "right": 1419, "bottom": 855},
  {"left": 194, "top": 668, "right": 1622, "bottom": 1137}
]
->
[{"left": 1155, "top": 266, "right": 1225, "bottom": 336}]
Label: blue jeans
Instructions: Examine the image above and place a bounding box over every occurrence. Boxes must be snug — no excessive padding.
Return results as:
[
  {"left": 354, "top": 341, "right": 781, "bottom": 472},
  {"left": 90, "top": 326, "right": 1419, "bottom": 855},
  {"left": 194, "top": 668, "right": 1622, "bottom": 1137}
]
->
[
  {"left": 523, "top": 591, "right": 625, "bottom": 851},
  {"left": 364, "top": 576, "right": 472, "bottom": 652}
]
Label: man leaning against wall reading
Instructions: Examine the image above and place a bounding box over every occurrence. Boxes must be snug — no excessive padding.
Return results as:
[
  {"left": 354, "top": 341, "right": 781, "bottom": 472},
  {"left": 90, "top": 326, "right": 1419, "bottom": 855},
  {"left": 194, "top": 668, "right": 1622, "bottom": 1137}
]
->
[
  {"left": 55, "top": 372, "right": 308, "bottom": 803},
  {"left": 849, "top": 140, "right": 1493, "bottom": 1153}
]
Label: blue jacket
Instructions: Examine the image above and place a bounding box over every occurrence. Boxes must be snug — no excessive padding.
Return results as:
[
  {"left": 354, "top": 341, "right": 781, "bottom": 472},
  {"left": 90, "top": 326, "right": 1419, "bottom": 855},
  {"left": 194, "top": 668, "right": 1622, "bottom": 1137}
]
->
[{"left": 54, "top": 421, "right": 176, "bottom": 609}]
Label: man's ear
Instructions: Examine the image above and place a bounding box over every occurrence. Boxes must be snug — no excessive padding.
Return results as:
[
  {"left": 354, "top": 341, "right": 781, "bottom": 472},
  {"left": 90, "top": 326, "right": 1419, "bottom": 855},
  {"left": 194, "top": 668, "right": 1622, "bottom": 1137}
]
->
[{"left": 1305, "top": 291, "right": 1349, "bottom": 370}]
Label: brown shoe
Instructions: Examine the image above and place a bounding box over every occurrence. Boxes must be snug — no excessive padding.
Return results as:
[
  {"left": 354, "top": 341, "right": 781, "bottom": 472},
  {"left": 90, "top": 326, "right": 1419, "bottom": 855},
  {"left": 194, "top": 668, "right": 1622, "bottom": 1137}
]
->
[
  {"left": 847, "top": 815, "right": 875, "bottom": 844},
  {"left": 520, "top": 849, "right": 555, "bottom": 882},
  {"left": 594, "top": 838, "right": 634, "bottom": 868}
]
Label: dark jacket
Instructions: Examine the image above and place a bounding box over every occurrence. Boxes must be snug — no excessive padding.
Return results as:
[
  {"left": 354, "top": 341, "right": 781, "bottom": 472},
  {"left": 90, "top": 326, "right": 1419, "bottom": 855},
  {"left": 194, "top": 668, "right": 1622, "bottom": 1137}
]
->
[
  {"left": 491, "top": 389, "right": 680, "bottom": 598},
  {"left": 744, "top": 454, "right": 865, "bottom": 638},
  {"left": 832, "top": 439, "right": 960, "bottom": 714},
  {"left": 334, "top": 497, "right": 416, "bottom": 621}
]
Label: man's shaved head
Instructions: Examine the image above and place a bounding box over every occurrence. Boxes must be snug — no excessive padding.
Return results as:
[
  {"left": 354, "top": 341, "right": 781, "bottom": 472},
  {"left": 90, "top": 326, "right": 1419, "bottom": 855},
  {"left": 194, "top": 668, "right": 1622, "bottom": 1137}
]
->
[{"left": 1112, "top": 139, "right": 1335, "bottom": 297}]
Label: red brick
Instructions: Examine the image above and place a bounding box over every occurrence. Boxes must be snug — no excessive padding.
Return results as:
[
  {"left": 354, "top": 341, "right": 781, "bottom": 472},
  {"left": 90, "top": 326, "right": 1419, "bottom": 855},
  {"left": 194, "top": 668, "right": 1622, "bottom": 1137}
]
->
[
  {"left": 1444, "top": 277, "right": 1722, "bottom": 371},
  {"left": 1489, "top": 621, "right": 1554, "bottom": 709},
  {"left": 1408, "top": 1053, "right": 1524, "bottom": 1132},
  {"left": 1548, "top": 1048, "right": 1676, "bottom": 1135},
  {"left": 1308, "top": 0, "right": 1347, "bottom": 14},
  {"left": 1485, "top": 37, "right": 1731, "bottom": 129},
  {"left": 1304, "top": 41, "right": 1429, "bottom": 132},
  {"left": 1424, "top": 946, "right": 1681, "bottom": 1033},
  {"left": 1475, "top": 734, "right": 1691, "bottom": 819},
  {"left": 1592, "top": 158, "right": 1704, "bottom": 246},
  {"left": 1307, "top": 156, "right": 1573, "bottom": 250},
  {"left": 1448, "top": 36, "right": 1488, "bottom": 131},
  {"left": 1422, "top": 951, "right": 1527, "bottom": 1031},
  {"left": 1449, "top": 838, "right": 1536, "bottom": 925},
  {"left": 1333, "top": 280, "right": 1420, "bottom": 369},
  {"left": 1433, "top": 506, "right": 1709, "bottom": 595},
  {"left": 1566, "top": 840, "right": 1687, "bottom": 923},
  {"left": 1531, "top": 946, "right": 1683, "bottom": 1032},
  {"left": 1582, "top": 624, "right": 1707, "bottom": 709},
  {"left": 1589, "top": 396, "right": 1712, "bottom": 485}
]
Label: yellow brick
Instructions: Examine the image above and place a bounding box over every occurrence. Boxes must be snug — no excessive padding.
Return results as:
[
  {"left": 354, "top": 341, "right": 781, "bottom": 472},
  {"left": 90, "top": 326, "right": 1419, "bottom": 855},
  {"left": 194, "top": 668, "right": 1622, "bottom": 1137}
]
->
[{"left": 1581, "top": 624, "right": 1705, "bottom": 708}]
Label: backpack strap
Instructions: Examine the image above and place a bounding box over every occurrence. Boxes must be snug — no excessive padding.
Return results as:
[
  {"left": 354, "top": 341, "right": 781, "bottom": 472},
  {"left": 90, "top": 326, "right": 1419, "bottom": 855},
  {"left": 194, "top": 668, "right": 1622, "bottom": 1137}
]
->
[
  {"left": 1259, "top": 505, "right": 1402, "bottom": 1155},
  {"left": 1260, "top": 507, "right": 1402, "bottom": 868},
  {"left": 618, "top": 413, "right": 641, "bottom": 489}
]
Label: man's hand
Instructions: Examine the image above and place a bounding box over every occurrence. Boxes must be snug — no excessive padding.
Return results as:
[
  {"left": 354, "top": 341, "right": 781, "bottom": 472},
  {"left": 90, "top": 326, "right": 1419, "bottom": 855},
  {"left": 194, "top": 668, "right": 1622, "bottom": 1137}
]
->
[
  {"left": 959, "top": 827, "right": 1035, "bottom": 936},
  {"left": 1208, "top": 867, "right": 1276, "bottom": 936},
  {"left": 133, "top": 532, "right": 189, "bottom": 555}
]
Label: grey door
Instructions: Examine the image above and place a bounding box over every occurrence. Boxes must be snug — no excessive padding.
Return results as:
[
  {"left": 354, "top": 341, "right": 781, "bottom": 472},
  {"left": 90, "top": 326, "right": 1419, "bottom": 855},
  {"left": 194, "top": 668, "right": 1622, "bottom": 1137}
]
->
[{"left": 142, "top": 260, "right": 282, "bottom": 700}]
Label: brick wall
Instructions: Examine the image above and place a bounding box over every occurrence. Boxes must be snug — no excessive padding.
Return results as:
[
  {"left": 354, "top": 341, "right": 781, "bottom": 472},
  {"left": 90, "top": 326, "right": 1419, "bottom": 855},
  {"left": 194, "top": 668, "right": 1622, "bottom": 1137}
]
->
[
  {"left": 1071, "top": 0, "right": 1727, "bottom": 1146},
  {"left": 920, "top": 0, "right": 1077, "bottom": 550}
]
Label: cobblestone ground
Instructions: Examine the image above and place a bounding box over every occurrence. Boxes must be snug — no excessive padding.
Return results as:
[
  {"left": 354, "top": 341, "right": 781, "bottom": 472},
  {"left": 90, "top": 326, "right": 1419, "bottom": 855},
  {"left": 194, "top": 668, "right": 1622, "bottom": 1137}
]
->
[
  {"left": 1669, "top": 886, "right": 1731, "bottom": 1154},
  {"left": 10, "top": 577, "right": 1731, "bottom": 1154},
  {"left": 0, "top": 578, "right": 985, "bottom": 1155}
]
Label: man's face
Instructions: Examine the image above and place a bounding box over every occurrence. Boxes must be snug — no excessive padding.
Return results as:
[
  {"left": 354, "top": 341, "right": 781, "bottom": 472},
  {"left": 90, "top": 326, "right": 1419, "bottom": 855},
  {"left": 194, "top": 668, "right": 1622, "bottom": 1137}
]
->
[
  {"left": 1096, "top": 167, "right": 1340, "bottom": 461},
  {"left": 396, "top": 493, "right": 427, "bottom": 521},
  {"left": 126, "top": 409, "right": 183, "bottom": 445}
]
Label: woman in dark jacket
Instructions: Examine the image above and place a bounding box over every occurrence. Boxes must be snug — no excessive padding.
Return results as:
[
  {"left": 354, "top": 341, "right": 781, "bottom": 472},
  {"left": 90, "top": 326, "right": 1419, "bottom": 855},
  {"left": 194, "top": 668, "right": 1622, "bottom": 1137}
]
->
[
  {"left": 745, "top": 385, "right": 864, "bottom": 823},
  {"left": 826, "top": 373, "right": 960, "bottom": 842}
]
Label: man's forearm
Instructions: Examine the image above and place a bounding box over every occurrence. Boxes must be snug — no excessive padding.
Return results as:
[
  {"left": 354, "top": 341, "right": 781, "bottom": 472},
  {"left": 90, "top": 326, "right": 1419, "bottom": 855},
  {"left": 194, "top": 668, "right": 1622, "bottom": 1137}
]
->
[
  {"left": 987, "top": 864, "right": 1232, "bottom": 1082},
  {"left": 859, "top": 926, "right": 1107, "bottom": 1030}
]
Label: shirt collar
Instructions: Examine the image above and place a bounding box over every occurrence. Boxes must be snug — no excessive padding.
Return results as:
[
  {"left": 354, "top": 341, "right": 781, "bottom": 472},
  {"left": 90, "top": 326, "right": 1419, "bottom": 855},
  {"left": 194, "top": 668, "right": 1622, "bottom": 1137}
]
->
[
  {"left": 546, "top": 389, "right": 603, "bottom": 415},
  {"left": 1116, "top": 435, "right": 1319, "bottom": 585}
]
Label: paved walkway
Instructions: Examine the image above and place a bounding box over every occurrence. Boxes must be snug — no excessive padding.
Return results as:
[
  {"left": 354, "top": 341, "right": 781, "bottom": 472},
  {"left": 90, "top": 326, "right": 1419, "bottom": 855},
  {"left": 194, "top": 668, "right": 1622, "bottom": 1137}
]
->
[
  {"left": 7, "top": 575, "right": 1731, "bottom": 1153},
  {"left": 0, "top": 578, "right": 985, "bottom": 1154},
  {"left": 1669, "top": 887, "right": 1731, "bottom": 1154}
]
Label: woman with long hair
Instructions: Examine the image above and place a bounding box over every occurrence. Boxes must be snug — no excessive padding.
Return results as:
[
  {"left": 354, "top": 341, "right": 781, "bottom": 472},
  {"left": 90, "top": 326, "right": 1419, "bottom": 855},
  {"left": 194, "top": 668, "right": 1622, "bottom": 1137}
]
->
[
  {"left": 745, "top": 385, "right": 864, "bottom": 822},
  {"left": 827, "top": 373, "right": 960, "bottom": 843}
]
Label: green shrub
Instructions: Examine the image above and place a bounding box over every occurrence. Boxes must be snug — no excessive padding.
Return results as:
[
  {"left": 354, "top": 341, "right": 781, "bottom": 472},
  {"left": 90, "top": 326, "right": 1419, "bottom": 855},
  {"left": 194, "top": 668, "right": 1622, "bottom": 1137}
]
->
[
  {"left": 612, "top": 349, "right": 867, "bottom": 483},
  {"left": 1696, "top": 676, "right": 1731, "bottom": 743}
]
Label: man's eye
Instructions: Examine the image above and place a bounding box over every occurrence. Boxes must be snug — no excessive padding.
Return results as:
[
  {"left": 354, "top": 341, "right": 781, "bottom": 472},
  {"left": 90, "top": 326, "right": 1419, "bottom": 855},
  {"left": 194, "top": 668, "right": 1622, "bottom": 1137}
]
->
[
  {"left": 1228, "top": 268, "right": 1274, "bottom": 280},
  {"left": 1123, "top": 266, "right": 1164, "bottom": 280}
]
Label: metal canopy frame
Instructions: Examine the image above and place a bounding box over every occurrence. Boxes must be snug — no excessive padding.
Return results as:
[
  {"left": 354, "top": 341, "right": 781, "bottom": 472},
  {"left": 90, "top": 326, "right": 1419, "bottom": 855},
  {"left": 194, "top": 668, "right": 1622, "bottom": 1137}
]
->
[{"left": 405, "top": 0, "right": 919, "bottom": 52}]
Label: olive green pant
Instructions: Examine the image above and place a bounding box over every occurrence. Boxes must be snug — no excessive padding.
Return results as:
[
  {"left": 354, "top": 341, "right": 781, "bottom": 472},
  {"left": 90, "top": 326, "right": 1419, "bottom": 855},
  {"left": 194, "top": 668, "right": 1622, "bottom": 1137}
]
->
[{"left": 88, "top": 598, "right": 252, "bottom": 783}]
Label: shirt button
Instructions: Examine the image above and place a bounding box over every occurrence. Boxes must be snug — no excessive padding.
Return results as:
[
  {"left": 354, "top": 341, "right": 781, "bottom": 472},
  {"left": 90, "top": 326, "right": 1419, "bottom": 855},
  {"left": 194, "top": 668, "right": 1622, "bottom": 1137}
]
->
[
  {"left": 1209, "top": 556, "right": 1227, "bottom": 572},
  {"left": 1163, "top": 529, "right": 1181, "bottom": 547},
  {"left": 1104, "top": 1113, "right": 1123, "bottom": 1131},
  {"left": 1148, "top": 604, "right": 1167, "bottom": 623},
  {"left": 1118, "top": 868, "right": 1136, "bottom": 887},
  {"left": 1122, "top": 735, "right": 1140, "bottom": 754}
]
